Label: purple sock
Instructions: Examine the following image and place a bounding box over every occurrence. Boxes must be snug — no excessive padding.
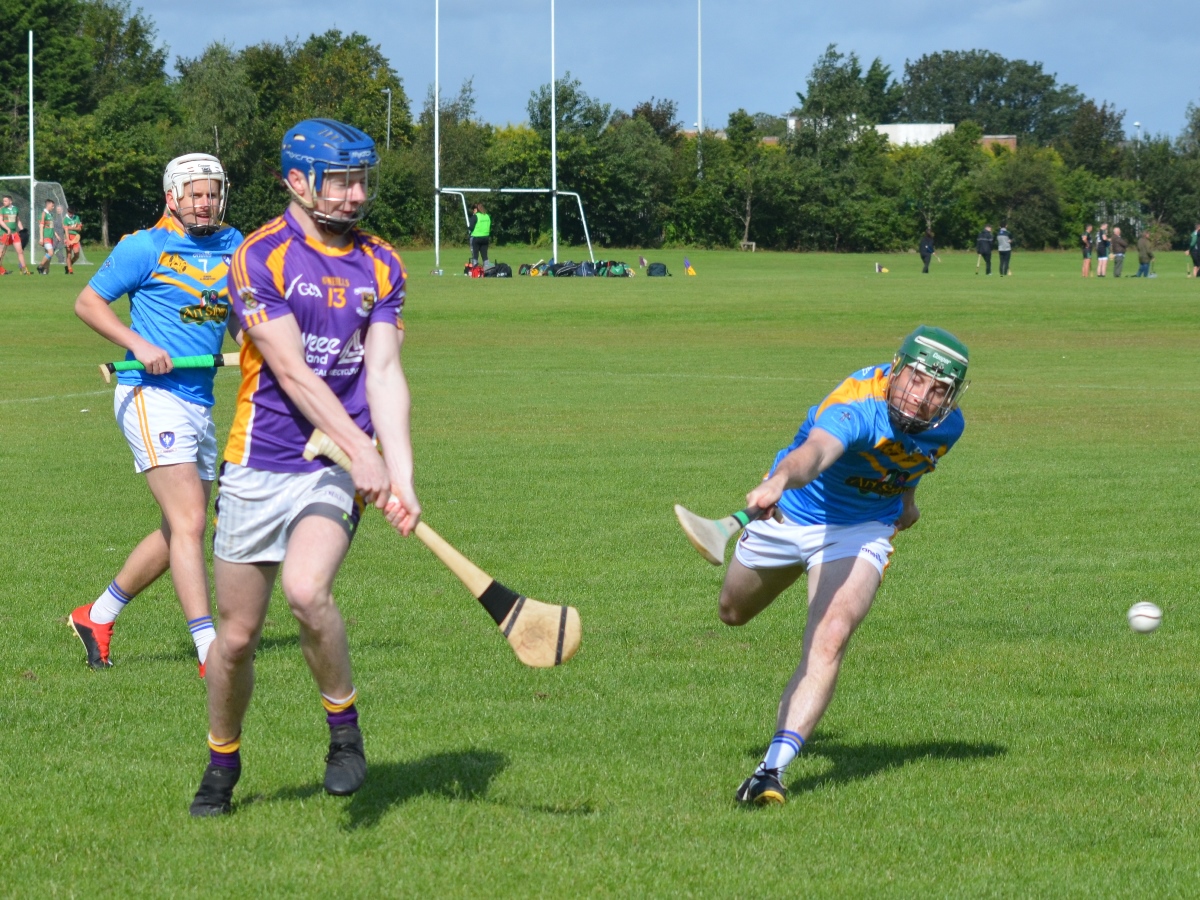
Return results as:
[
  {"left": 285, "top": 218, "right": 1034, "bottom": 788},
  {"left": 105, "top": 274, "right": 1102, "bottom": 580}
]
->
[
  {"left": 210, "top": 748, "right": 241, "bottom": 769},
  {"left": 327, "top": 704, "right": 359, "bottom": 729}
]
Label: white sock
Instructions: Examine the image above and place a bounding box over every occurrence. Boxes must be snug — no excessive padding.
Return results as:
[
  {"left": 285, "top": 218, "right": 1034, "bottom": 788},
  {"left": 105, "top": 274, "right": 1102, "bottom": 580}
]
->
[
  {"left": 91, "top": 581, "right": 133, "bottom": 625},
  {"left": 189, "top": 616, "right": 216, "bottom": 664},
  {"left": 756, "top": 729, "right": 805, "bottom": 775}
]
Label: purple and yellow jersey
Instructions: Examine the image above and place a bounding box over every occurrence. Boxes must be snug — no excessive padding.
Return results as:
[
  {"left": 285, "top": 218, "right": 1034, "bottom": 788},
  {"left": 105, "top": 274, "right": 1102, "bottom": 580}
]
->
[
  {"left": 89, "top": 214, "right": 243, "bottom": 407},
  {"left": 224, "top": 208, "right": 406, "bottom": 473},
  {"left": 772, "top": 364, "right": 965, "bottom": 526}
]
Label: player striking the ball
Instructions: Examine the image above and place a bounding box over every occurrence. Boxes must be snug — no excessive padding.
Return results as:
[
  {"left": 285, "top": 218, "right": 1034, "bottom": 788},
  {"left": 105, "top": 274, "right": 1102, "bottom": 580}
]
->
[
  {"left": 722, "top": 326, "right": 969, "bottom": 806},
  {"left": 189, "top": 119, "right": 419, "bottom": 817},
  {"left": 70, "top": 154, "right": 242, "bottom": 674},
  {"left": 0, "top": 195, "right": 31, "bottom": 275}
]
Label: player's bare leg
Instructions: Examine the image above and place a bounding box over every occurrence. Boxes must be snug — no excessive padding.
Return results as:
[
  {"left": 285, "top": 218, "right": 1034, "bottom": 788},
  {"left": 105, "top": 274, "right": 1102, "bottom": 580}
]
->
[
  {"left": 733, "top": 555, "right": 880, "bottom": 806},
  {"left": 143, "top": 464, "right": 212, "bottom": 622},
  {"left": 206, "top": 558, "right": 275, "bottom": 740},
  {"left": 775, "top": 555, "right": 881, "bottom": 738},
  {"left": 718, "top": 558, "right": 805, "bottom": 626},
  {"left": 280, "top": 513, "right": 365, "bottom": 795},
  {"left": 280, "top": 515, "right": 354, "bottom": 698},
  {"left": 191, "top": 557, "right": 274, "bottom": 816}
]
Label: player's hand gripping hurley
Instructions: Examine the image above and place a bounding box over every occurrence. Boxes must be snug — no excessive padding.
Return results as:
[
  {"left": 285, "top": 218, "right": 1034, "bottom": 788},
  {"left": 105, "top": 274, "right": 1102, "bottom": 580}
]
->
[
  {"left": 674, "top": 504, "right": 779, "bottom": 565},
  {"left": 99, "top": 353, "right": 228, "bottom": 384},
  {"left": 303, "top": 429, "right": 581, "bottom": 668}
]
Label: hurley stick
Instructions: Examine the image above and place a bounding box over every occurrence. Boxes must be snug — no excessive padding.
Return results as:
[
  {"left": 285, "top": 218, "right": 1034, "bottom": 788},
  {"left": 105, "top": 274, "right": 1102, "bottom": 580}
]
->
[
  {"left": 99, "top": 353, "right": 228, "bottom": 384},
  {"left": 303, "top": 429, "right": 581, "bottom": 668},
  {"left": 674, "top": 503, "right": 779, "bottom": 566}
]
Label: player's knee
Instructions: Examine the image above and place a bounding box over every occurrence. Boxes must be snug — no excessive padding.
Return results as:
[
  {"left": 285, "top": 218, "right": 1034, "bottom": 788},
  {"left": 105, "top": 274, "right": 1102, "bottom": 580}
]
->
[
  {"left": 718, "top": 589, "right": 751, "bottom": 626},
  {"left": 219, "top": 624, "right": 259, "bottom": 663},
  {"left": 281, "top": 576, "right": 333, "bottom": 626}
]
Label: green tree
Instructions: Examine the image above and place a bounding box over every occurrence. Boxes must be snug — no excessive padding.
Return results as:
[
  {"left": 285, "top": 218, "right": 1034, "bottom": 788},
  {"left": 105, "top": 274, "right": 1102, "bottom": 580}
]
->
[
  {"left": 973, "top": 145, "right": 1064, "bottom": 248},
  {"left": 1055, "top": 100, "right": 1125, "bottom": 177},
  {"left": 795, "top": 44, "right": 902, "bottom": 124},
  {"left": 901, "top": 51, "right": 1082, "bottom": 144}
]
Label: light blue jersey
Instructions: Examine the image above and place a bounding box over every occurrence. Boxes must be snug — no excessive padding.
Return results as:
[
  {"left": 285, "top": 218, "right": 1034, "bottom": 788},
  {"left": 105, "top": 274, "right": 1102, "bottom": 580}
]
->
[
  {"left": 772, "top": 364, "right": 965, "bottom": 526},
  {"left": 90, "top": 214, "right": 243, "bottom": 406}
]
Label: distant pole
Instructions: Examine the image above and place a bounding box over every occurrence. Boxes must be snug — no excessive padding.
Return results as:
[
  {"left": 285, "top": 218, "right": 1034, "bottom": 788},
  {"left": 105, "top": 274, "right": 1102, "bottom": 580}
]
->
[
  {"left": 434, "top": 0, "right": 441, "bottom": 269},
  {"left": 696, "top": 0, "right": 702, "bottom": 178},
  {"left": 550, "top": 0, "right": 558, "bottom": 262},
  {"left": 382, "top": 88, "right": 392, "bottom": 150},
  {"left": 28, "top": 31, "right": 35, "bottom": 198}
]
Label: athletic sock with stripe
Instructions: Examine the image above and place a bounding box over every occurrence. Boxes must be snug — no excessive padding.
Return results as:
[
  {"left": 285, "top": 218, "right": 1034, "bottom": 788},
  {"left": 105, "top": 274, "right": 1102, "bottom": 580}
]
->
[
  {"left": 189, "top": 616, "right": 217, "bottom": 665},
  {"left": 90, "top": 581, "right": 133, "bottom": 625},
  {"left": 755, "top": 729, "right": 805, "bottom": 777},
  {"left": 322, "top": 689, "right": 359, "bottom": 730}
]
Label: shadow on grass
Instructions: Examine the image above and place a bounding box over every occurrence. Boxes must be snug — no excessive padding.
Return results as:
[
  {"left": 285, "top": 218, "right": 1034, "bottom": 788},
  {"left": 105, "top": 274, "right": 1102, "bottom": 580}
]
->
[
  {"left": 260, "top": 749, "right": 508, "bottom": 830},
  {"left": 747, "top": 736, "right": 1006, "bottom": 794}
]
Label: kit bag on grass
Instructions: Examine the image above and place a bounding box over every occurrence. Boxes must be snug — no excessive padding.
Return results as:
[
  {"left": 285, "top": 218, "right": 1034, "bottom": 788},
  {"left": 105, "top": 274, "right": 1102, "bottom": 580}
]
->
[
  {"left": 577, "top": 260, "right": 596, "bottom": 276},
  {"left": 647, "top": 262, "right": 670, "bottom": 276},
  {"left": 484, "top": 262, "right": 512, "bottom": 277}
]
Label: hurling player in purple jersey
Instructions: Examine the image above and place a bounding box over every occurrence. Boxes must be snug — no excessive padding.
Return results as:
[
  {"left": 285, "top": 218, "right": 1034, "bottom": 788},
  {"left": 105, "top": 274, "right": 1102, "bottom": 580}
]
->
[
  {"left": 191, "top": 119, "right": 419, "bottom": 817},
  {"left": 725, "top": 327, "right": 970, "bottom": 808}
]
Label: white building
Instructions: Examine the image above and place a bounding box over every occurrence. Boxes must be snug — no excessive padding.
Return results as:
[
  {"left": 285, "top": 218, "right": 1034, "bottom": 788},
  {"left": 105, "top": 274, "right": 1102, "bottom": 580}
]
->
[{"left": 874, "top": 123, "right": 956, "bottom": 146}]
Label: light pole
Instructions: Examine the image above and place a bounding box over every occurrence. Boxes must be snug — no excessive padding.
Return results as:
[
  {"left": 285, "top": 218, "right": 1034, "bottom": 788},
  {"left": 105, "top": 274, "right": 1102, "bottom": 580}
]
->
[
  {"left": 696, "top": 0, "right": 703, "bottom": 178},
  {"left": 381, "top": 87, "right": 392, "bottom": 151}
]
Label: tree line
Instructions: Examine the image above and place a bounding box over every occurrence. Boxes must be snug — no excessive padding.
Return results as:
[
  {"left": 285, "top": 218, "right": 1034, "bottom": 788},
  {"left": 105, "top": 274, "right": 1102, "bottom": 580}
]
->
[{"left": 2, "top": 1, "right": 1199, "bottom": 251}]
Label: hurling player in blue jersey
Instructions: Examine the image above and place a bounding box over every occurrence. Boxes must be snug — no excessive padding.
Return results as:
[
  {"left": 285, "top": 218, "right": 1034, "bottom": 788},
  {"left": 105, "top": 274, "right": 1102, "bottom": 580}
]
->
[
  {"left": 725, "top": 326, "right": 969, "bottom": 807},
  {"left": 70, "top": 154, "right": 243, "bottom": 676}
]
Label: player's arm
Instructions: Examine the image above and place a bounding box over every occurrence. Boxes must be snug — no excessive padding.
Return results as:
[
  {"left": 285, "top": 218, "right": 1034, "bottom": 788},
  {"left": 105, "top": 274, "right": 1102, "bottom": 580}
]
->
[
  {"left": 745, "top": 427, "right": 845, "bottom": 511},
  {"left": 74, "top": 285, "right": 174, "bottom": 375},
  {"left": 364, "top": 321, "right": 421, "bottom": 535},
  {"left": 896, "top": 486, "right": 920, "bottom": 531},
  {"left": 225, "top": 313, "right": 243, "bottom": 347},
  {"left": 244, "top": 313, "right": 392, "bottom": 506}
]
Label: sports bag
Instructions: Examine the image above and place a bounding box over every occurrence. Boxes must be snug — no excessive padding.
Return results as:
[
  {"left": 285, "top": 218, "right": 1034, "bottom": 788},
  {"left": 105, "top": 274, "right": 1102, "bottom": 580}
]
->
[
  {"left": 647, "top": 262, "right": 670, "bottom": 276},
  {"left": 519, "top": 263, "right": 532, "bottom": 276},
  {"left": 484, "top": 262, "right": 512, "bottom": 277},
  {"left": 577, "top": 260, "right": 596, "bottom": 276}
]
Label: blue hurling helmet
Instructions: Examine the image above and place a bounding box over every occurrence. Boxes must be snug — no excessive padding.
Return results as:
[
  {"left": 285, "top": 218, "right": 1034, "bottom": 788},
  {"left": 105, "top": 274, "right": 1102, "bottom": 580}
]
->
[{"left": 281, "top": 118, "right": 379, "bottom": 234}]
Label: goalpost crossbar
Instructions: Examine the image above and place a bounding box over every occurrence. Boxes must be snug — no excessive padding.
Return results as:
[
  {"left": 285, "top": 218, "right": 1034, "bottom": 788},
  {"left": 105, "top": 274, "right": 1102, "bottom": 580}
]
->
[{"left": 440, "top": 186, "right": 594, "bottom": 262}]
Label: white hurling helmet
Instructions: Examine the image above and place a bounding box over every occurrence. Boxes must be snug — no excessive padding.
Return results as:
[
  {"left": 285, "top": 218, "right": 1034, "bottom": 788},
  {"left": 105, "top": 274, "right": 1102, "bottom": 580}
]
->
[{"left": 163, "top": 153, "right": 228, "bottom": 237}]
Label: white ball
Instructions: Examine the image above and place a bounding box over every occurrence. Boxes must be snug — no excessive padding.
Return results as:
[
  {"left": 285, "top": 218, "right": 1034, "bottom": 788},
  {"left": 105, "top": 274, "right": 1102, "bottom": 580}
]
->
[{"left": 1127, "top": 602, "right": 1162, "bottom": 634}]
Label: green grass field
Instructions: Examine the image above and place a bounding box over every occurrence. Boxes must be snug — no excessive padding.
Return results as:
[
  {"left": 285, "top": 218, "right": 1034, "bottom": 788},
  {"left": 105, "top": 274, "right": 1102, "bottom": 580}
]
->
[{"left": 3, "top": 246, "right": 1199, "bottom": 896}]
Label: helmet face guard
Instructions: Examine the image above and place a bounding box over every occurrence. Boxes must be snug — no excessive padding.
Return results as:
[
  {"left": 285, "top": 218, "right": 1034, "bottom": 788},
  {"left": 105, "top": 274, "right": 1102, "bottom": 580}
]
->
[
  {"left": 281, "top": 119, "right": 379, "bottom": 235},
  {"left": 886, "top": 327, "right": 970, "bottom": 434},
  {"left": 163, "top": 153, "right": 228, "bottom": 237}
]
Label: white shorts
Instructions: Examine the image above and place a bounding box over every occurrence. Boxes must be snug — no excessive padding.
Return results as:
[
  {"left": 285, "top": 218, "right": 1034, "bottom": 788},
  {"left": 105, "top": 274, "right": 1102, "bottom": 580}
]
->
[
  {"left": 114, "top": 384, "right": 217, "bottom": 479},
  {"left": 213, "top": 463, "right": 362, "bottom": 564},
  {"left": 734, "top": 516, "right": 896, "bottom": 577}
]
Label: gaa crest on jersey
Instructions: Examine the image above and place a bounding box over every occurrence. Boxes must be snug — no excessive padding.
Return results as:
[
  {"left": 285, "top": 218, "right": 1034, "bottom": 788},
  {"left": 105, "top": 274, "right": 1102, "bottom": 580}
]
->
[
  {"left": 159, "top": 431, "right": 176, "bottom": 449},
  {"left": 239, "top": 286, "right": 260, "bottom": 309},
  {"left": 354, "top": 287, "right": 376, "bottom": 317}
]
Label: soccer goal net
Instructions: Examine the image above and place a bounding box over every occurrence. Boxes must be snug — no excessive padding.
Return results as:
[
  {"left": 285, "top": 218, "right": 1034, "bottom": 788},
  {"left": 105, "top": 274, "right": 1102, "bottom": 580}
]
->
[{"left": 0, "top": 178, "right": 93, "bottom": 266}]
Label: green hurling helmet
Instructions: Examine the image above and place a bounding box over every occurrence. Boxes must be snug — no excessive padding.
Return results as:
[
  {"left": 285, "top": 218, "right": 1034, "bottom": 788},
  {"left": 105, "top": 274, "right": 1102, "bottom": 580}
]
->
[{"left": 887, "top": 325, "right": 970, "bottom": 433}]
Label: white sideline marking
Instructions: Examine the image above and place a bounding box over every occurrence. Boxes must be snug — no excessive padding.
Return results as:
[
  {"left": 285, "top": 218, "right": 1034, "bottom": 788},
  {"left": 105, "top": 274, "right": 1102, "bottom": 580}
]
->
[{"left": 0, "top": 389, "right": 109, "bottom": 406}]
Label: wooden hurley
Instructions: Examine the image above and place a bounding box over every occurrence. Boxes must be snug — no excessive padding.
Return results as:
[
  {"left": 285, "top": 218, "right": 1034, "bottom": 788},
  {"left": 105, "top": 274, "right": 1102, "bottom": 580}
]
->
[
  {"left": 303, "top": 429, "right": 581, "bottom": 668},
  {"left": 674, "top": 503, "right": 777, "bottom": 566}
]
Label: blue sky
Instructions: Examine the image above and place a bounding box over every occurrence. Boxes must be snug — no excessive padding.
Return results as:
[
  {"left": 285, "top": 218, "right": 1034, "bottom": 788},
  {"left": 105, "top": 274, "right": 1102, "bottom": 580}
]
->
[{"left": 141, "top": 0, "right": 1197, "bottom": 140}]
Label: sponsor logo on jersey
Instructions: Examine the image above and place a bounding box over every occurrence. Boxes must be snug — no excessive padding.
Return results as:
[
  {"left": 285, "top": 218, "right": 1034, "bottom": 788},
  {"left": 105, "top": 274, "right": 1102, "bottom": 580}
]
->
[
  {"left": 333, "top": 328, "right": 365, "bottom": 367},
  {"left": 179, "top": 302, "right": 230, "bottom": 324},
  {"left": 845, "top": 471, "right": 910, "bottom": 497},
  {"left": 159, "top": 431, "right": 176, "bottom": 449},
  {"left": 321, "top": 276, "right": 350, "bottom": 287},
  {"left": 302, "top": 331, "right": 343, "bottom": 366}
]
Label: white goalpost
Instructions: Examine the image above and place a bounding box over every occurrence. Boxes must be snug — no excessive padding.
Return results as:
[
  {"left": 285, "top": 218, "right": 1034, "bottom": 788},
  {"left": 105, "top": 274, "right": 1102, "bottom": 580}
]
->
[
  {"left": 0, "top": 32, "right": 92, "bottom": 268},
  {"left": 432, "top": 0, "right": 594, "bottom": 270}
]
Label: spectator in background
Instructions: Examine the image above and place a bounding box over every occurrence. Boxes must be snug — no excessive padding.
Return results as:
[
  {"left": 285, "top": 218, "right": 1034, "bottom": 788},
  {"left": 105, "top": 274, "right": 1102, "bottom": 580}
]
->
[
  {"left": 975, "top": 225, "right": 994, "bottom": 275},
  {"left": 1096, "top": 223, "right": 1110, "bottom": 277},
  {"left": 1081, "top": 224, "right": 1094, "bottom": 277},
  {"left": 997, "top": 226, "right": 1013, "bottom": 276},
  {"left": 468, "top": 202, "right": 491, "bottom": 270},
  {"left": 0, "top": 195, "right": 32, "bottom": 275},
  {"left": 919, "top": 230, "right": 935, "bottom": 274},
  {"left": 1189, "top": 224, "right": 1200, "bottom": 278},
  {"left": 1135, "top": 230, "right": 1154, "bottom": 277},
  {"left": 1110, "top": 227, "right": 1128, "bottom": 277}
]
